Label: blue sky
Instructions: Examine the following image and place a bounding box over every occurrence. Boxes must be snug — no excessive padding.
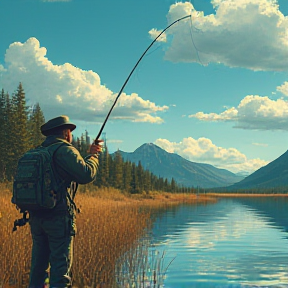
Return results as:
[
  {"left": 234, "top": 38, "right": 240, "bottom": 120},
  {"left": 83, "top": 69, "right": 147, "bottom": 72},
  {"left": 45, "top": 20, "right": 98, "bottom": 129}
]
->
[{"left": 0, "top": 0, "right": 288, "bottom": 175}]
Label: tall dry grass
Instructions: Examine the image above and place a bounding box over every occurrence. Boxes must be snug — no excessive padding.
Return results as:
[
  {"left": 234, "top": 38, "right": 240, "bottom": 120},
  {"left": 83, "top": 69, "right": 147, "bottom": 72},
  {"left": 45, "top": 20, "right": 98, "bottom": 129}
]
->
[
  {"left": 0, "top": 183, "right": 215, "bottom": 288},
  {"left": 72, "top": 191, "right": 151, "bottom": 287},
  {"left": 0, "top": 183, "right": 32, "bottom": 288},
  {"left": 0, "top": 184, "right": 151, "bottom": 288}
]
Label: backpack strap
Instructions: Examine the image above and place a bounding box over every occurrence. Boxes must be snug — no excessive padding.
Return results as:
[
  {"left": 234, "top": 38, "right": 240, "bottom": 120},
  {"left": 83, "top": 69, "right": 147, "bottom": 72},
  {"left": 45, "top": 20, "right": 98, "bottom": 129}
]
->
[
  {"left": 47, "top": 142, "right": 80, "bottom": 213},
  {"left": 46, "top": 141, "right": 69, "bottom": 159},
  {"left": 67, "top": 182, "right": 81, "bottom": 214},
  {"left": 46, "top": 142, "right": 69, "bottom": 191}
]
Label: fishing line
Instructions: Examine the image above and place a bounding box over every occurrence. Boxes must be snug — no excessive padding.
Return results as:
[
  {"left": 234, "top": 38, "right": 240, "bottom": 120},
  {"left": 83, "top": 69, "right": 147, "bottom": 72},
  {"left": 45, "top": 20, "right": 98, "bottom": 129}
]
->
[
  {"left": 145, "top": 43, "right": 163, "bottom": 57},
  {"left": 134, "top": 44, "right": 164, "bottom": 90},
  {"left": 94, "top": 15, "right": 192, "bottom": 142},
  {"left": 186, "top": 5, "right": 203, "bottom": 191},
  {"left": 188, "top": 14, "right": 204, "bottom": 67},
  {"left": 135, "top": 42, "right": 169, "bottom": 87},
  {"left": 188, "top": 6, "right": 228, "bottom": 77}
]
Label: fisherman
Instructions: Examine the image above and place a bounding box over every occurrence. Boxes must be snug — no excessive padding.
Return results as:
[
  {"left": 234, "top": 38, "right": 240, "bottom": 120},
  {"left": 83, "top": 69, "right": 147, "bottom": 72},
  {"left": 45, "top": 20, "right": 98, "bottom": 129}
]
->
[{"left": 28, "top": 115, "right": 102, "bottom": 288}]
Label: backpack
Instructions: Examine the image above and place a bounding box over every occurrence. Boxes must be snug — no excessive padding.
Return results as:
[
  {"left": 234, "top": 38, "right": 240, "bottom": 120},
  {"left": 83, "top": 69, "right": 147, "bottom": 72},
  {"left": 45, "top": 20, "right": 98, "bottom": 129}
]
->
[{"left": 12, "top": 142, "right": 65, "bottom": 212}]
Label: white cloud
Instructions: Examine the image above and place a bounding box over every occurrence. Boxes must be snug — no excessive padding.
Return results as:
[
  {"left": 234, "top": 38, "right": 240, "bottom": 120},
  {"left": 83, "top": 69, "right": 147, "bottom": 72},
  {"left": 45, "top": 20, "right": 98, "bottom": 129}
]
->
[
  {"left": 277, "top": 81, "right": 288, "bottom": 96},
  {"left": 155, "top": 137, "right": 268, "bottom": 174},
  {"left": 160, "top": 0, "right": 288, "bottom": 71},
  {"left": 42, "top": 0, "right": 71, "bottom": 2},
  {"left": 0, "top": 64, "right": 6, "bottom": 72},
  {"left": 0, "top": 37, "right": 168, "bottom": 123},
  {"left": 148, "top": 29, "right": 167, "bottom": 42},
  {"left": 190, "top": 95, "right": 288, "bottom": 130},
  {"left": 107, "top": 139, "right": 123, "bottom": 144},
  {"left": 252, "top": 142, "right": 268, "bottom": 147}
]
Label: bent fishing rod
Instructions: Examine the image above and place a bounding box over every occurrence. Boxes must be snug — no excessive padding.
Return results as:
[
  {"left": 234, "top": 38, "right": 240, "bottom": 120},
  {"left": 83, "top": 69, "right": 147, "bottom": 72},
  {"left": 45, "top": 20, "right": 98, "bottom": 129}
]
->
[{"left": 94, "top": 14, "right": 191, "bottom": 143}]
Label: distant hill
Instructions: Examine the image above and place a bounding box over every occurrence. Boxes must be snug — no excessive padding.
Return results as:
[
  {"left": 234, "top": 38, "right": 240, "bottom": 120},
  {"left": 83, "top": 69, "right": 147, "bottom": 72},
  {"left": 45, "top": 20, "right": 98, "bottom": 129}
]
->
[
  {"left": 116, "top": 143, "right": 244, "bottom": 189},
  {"left": 228, "top": 150, "right": 288, "bottom": 190}
]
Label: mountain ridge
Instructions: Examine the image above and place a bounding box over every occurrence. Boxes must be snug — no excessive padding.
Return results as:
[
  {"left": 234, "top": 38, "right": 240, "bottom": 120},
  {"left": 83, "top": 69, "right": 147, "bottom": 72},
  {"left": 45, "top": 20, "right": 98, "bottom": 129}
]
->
[
  {"left": 227, "top": 149, "right": 288, "bottom": 190},
  {"left": 117, "top": 143, "right": 244, "bottom": 188}
]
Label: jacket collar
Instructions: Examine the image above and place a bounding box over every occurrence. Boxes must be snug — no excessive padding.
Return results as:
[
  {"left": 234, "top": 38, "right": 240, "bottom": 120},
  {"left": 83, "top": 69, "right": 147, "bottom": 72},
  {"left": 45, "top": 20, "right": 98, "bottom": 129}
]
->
[{"left": 41, "top": 135, "right": 71, "bottom": 147}]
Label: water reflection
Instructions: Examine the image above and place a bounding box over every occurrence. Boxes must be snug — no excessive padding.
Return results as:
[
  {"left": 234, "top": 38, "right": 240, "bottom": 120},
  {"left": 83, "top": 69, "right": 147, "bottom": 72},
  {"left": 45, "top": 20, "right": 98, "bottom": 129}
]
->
[{"left": 149, "top": 198, "right": 288, "bottom": 288}]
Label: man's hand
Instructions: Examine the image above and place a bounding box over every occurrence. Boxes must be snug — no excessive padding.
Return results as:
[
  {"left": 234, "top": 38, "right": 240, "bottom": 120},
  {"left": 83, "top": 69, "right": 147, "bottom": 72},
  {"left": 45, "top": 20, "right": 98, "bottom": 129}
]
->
[{"left": 89, "top": 139, "right": 104, "bottom": 155}]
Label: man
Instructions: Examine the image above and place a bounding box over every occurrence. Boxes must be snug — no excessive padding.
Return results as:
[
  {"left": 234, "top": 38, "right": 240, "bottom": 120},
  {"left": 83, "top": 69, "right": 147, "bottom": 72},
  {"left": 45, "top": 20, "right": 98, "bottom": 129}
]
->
[{"left": 28, "top": 115, "right": 102, "bottom": 288}]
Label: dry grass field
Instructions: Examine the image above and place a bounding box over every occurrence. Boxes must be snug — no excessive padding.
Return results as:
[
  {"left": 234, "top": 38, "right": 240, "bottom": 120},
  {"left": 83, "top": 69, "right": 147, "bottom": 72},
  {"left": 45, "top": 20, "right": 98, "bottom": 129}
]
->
[
  {"left": 0, "top": 183, "right": 214, "bottom": 288},
  {"left": 2, "top": 182, "right": 286, "bottom": 288}
]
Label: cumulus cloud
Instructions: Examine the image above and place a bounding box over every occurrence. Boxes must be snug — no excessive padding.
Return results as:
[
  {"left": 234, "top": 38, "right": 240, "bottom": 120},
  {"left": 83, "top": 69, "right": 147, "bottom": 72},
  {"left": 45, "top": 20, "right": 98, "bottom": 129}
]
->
[
  {"left": 157, "top": 0, "right": 288, "bottom": 71},
  {"left": 155, "top": 137, "right": 268, "bottom": 174},
  {"left": 277, "top": 81, "right": 288, "bottom": 96},
  {"left": 148, "top": 29, "right": 167, "bottom": 42},
  {"left": 190, "top": 95, "right": 288, "bottom": 130},
  {"left": 0, "top": 38, "right": 168, "bottom": 123}
]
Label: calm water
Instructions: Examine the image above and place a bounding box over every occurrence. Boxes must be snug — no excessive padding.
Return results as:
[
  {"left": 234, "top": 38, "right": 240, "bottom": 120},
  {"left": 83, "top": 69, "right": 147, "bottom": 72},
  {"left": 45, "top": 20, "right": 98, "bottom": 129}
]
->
[{"left": 149, "top": 197, "right": 288, "bottom": 288}]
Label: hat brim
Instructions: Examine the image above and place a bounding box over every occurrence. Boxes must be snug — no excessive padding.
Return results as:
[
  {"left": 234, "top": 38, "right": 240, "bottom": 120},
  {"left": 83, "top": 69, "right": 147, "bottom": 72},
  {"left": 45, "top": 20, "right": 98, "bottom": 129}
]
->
[{"left": 41, "top": 123, "right": 76, "bottom": 136}]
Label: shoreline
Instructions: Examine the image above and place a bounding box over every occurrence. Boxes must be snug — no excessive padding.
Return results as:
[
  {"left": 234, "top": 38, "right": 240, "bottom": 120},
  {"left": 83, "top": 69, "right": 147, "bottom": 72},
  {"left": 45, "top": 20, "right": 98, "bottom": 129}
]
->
[{"left": 206, "top": 193, "right": 288, "bottom": 197}]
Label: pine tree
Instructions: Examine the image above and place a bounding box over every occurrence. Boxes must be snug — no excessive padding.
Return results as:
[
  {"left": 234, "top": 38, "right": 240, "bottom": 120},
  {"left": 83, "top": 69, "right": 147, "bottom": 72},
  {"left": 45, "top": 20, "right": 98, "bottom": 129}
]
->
[
  {"left": 96, "top": 141, "right": 110, "bottom": 187},
  {"left": 113, "top": 150, "right": 123, "bottom": 189},
  {"left": 4, "top": 92, "right": 16, "bottom": 180},
  {"left": 9, "top": 83, "right": 30, "bottom": 178},
  {"left": 130, "top": 162, "right": 140, "bottom": 194},
  {"left": 143, "top": 170, "right": 151, "bottom": 193},
  {"left": 158, "top": 177, "right": 164, "bottom": 191},
  {"left": 80, "top": 133, "right": 85, "bottom": 156},
  {"left": 76, "top": 137, "right": 81, "bottom": 151},
  {"left": 150, "top": 174, "right": 158, "bottom": 191},
  {"left": 171, "top": 178, "right": 176, "bottom": 193},
  {"left": 12, "top": 83, "right": 30, "bottom": 152},
  {"left": 136, "top": 161, "right": 144, "bottom": 193},
  {"left": 72, "top": 135, "right": 77, "bottom": 147},
  {"left": 108, "top": 153, "right": 114, "bottom": 187},
  {"left": 28, "top": 102, "right": 45, "bottom": 148},
  {"left": 123, "top": 161, "right": 132, "bottom": 193},
  {"left": 0, "top": 89, "right": 6, "bottom": 180},
  {"left": 164, "top": 178, "right": 169, "bottom": 192}
]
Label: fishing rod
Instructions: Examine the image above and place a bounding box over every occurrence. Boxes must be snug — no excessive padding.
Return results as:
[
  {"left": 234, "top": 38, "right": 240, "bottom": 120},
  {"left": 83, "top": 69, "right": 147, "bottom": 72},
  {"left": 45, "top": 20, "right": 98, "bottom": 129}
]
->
[{"left": 94, "top": 14, "right": 191, "bottom": 142}]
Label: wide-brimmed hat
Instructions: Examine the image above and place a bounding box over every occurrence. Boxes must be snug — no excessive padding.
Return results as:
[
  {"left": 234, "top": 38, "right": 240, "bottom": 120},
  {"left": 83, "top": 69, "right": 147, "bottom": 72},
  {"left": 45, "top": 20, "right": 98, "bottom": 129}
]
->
[{"left": 41, "top": 115, "right": 76, "bottom": 136}]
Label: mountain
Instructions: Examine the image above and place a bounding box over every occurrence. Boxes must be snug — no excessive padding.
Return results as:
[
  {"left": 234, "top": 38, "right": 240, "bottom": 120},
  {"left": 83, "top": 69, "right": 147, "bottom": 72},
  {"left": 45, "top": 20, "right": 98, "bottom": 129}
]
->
[
  {"left": 228, "top": 150, "right": 288, "bottom": 190},
  {"left": 116, "top": 143, "right": 244, "bottom": 189}
]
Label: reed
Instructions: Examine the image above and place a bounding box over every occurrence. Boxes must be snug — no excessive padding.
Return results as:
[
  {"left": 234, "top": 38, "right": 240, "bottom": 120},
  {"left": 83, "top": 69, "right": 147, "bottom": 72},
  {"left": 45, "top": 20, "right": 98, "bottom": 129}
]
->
[{"left": 115, "top": 238, "right": 176, "bottom": 288}]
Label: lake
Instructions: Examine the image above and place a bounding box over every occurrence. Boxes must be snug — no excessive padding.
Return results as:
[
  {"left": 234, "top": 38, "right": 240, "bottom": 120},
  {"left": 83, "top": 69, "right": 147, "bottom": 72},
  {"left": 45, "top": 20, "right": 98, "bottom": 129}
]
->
[{"left": 147, "top": 197, "right": 288, "bottom": 288}]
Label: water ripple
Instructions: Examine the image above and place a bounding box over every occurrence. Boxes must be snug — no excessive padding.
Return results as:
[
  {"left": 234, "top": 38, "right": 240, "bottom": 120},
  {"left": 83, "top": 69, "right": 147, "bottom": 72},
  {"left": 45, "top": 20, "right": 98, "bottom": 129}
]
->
[{"left": 149, "top": 198, "right": 288, "bottom": 288}]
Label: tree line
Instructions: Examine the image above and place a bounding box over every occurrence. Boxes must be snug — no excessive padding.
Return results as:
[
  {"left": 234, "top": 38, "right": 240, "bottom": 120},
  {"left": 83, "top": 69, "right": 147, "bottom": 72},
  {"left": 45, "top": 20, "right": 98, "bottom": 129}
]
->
[
  {"left": 0, "top": 83, "right": 194, "bottom": 193},
  {"left": 0, "top": 83, "right": 46, "bottom": 181},
  {"left": 77, "top": 137, "right": 195, "bottom": 194}
]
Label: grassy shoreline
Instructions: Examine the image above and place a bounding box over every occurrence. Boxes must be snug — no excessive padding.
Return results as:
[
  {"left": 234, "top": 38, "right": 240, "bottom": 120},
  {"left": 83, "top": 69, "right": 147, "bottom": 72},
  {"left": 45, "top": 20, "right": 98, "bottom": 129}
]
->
[
  {"left": 0, "top": 184, "right": 215, "bottom": 288},
  {"left": 1, "top": 183, "right": 287, "bottom": 288}
]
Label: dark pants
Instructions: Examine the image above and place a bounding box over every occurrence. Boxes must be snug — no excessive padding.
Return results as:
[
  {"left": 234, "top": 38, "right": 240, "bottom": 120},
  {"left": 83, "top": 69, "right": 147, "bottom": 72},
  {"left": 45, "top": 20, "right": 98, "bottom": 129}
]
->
[{"left": 29, "top": 214, "right": 76, "bottom": 288}]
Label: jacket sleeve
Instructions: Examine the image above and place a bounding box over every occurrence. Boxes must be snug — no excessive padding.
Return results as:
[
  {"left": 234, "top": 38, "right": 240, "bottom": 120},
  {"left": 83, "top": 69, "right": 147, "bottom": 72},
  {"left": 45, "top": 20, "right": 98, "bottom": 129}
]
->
[{"left": 54, "top": 145, "right": 99, "bottom": 184}]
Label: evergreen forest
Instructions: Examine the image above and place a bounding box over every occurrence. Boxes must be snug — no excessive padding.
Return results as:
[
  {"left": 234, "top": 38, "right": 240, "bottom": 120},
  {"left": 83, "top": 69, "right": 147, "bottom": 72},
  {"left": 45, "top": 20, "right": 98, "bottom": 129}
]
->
[{"left": 0, "top": 83, "right": 192, "bottom": 193}]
